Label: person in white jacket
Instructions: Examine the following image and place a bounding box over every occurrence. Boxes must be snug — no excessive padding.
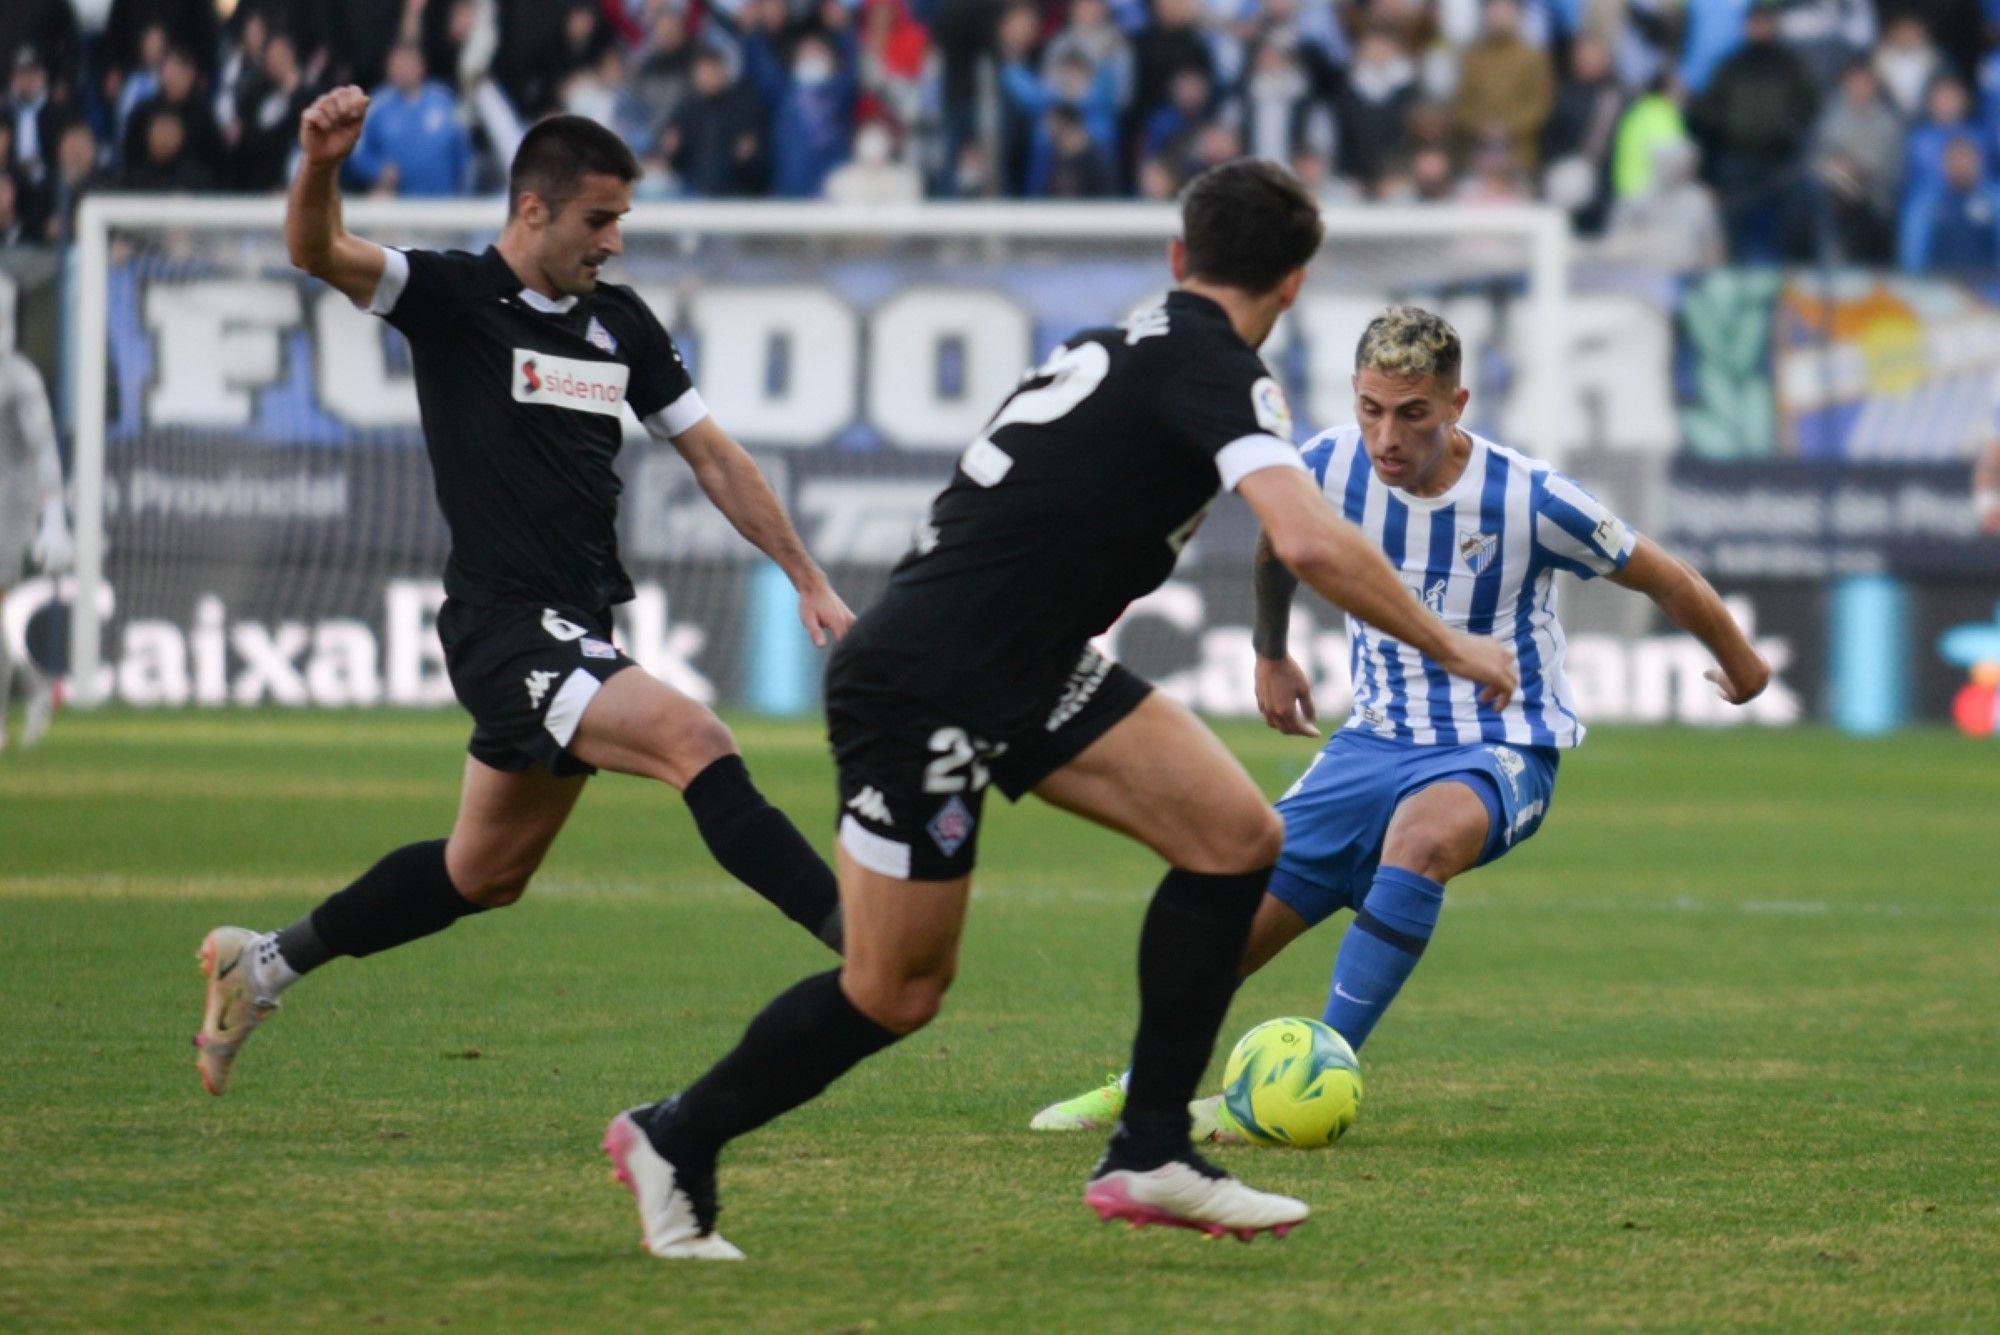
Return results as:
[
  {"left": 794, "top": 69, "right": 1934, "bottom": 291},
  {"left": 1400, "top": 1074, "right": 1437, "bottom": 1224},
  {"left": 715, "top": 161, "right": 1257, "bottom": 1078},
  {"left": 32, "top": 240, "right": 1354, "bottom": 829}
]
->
[{"left": 0, "top": 274, "right": 72, "bottom": 750}]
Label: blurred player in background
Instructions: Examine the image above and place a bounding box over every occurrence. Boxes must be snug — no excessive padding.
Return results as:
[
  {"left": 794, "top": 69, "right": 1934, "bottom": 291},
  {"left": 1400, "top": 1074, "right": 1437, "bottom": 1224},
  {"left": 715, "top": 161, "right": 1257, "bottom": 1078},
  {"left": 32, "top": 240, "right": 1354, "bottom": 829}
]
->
[
  {"left": 0, "top": 274, "right": 73, "bottom": 752},
  {"left": 191, "top": 89, "right": 854, "bottom": 1098},
  {"left": 602, "top": 164, "right": 1518, "bottom": 1259},
  {"left": 1032, "top": 305, "right": 1771, "bottom": 1141}
]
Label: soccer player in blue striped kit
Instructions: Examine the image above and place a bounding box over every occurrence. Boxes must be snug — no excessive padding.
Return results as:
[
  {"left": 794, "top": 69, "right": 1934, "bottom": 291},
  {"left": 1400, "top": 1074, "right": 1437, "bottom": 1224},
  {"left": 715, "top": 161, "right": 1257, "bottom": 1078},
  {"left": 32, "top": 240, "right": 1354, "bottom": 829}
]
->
[{"left": 1033, "top": 304, "right": 1773, "bottom": 1138}]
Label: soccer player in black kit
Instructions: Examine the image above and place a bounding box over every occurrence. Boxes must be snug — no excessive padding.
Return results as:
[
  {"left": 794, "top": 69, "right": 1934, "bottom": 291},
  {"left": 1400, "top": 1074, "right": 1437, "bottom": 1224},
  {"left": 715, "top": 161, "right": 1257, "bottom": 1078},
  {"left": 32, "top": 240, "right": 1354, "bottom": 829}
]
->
[
  {"left": 605, "top": 161, "right": 1518, "bottom": 1258},
  {"left": 191, "top": 88, "right": 855, "bottom": 1097}
]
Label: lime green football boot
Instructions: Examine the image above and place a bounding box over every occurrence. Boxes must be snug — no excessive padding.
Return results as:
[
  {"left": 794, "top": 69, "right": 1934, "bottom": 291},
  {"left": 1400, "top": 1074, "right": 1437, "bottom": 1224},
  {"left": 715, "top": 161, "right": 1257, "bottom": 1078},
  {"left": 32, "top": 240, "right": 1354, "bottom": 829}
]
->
[
  {"left": 1189, "top": 1094, "right": 1249, "bottom": 1145},
  {"left": 1030, "top": 1075, "right": 1126, "bottom": 1131}
]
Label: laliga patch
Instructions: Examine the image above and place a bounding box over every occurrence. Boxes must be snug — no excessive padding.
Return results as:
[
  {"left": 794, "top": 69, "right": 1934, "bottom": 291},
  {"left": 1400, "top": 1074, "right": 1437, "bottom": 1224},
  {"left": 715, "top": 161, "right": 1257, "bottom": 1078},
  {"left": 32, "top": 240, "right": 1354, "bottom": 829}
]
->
[
  {"left": 580, "top": 638, "right": 618, "bottom": 660},
  {"left": 1251, "top": 377, "right": 1294, "bottom": 440},
  {"left": 927, "top": 795, "right": 975, "bottom": 858},
  {"left": 1457, "top": 529, "right": 1499, "bottom": 576}
]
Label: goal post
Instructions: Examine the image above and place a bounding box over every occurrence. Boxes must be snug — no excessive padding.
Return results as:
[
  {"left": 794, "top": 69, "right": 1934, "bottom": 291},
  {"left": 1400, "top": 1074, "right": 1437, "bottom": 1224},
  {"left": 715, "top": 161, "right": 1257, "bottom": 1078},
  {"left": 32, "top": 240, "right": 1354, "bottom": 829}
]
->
[{"left": 67, "top": 194, "right": 1570, "bottom": 713}]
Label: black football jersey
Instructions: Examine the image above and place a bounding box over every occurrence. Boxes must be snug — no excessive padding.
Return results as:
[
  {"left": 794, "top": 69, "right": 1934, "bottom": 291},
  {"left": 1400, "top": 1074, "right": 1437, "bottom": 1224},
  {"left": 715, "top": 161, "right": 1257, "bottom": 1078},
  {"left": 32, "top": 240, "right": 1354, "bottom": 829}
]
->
[
  {"left": 371, "top": 246, "right": 701, "bottom": 610},
  {"left": 841, "top": 290, "right": 1303, "bottom": 733}
]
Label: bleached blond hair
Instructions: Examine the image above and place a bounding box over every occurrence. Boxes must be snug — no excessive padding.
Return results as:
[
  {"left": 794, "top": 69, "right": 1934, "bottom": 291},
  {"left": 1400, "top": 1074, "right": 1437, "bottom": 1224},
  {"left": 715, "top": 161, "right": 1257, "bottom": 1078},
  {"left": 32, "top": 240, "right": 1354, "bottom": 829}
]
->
[{"left": 1355, "top": 305, "right": 1462, "bottom": 384}]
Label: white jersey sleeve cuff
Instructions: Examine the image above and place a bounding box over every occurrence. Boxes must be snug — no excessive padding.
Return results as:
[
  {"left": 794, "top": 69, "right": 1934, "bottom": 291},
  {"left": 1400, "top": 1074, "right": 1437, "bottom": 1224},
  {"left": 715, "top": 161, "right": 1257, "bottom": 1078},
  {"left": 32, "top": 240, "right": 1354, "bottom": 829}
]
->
[
  {"left": 1215, "top": 433, "right": 1307, "bottom": 491},
  {"left": 362, "top": 246, "right": 410, "bottom": 316},
  {"left": 642, "top": 387, "right": 710, "bottom": 440}
]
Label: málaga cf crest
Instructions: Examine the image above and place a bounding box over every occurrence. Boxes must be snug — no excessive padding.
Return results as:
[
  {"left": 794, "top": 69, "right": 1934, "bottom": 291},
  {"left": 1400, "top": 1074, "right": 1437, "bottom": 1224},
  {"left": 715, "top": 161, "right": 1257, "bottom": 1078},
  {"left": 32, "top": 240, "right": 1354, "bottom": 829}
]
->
[{"left": 1457, "top": 529, "right": 1498, "bottom": 575}]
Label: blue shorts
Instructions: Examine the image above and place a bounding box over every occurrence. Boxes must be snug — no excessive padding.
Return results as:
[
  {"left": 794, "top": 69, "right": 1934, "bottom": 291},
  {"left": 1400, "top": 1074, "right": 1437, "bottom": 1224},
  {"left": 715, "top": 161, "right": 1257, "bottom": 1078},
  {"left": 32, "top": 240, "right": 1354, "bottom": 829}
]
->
[{"left": 1268, "top": 729, "right": 1560, "bottom": 927}]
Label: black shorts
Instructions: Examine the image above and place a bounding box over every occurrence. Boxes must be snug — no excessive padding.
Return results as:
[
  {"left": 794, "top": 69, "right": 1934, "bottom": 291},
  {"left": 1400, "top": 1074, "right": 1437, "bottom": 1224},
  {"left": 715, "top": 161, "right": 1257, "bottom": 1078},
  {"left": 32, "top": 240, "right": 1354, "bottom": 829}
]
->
[
  {"left": 437, "top": 598, "right": 638, "bottom": 778},
  {"left": 826, "top": 644, "right": 1153, "bottom": 881}
]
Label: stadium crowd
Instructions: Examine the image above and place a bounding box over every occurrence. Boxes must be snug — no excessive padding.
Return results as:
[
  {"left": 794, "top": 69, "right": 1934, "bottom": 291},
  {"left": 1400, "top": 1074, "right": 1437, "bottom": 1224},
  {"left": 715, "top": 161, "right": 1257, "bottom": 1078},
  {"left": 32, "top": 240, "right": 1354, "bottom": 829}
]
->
[{"left": 1, "top": 0, "right": 1998, "bottom": 270}]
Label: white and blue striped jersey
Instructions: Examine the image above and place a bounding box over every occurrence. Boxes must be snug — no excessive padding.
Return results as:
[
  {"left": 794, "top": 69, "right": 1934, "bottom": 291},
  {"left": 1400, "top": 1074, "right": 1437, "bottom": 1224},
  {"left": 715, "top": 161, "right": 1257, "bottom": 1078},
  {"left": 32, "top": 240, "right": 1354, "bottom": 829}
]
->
[{"left": 1301, "top": 426, "right": 1638, "bottom": 749}]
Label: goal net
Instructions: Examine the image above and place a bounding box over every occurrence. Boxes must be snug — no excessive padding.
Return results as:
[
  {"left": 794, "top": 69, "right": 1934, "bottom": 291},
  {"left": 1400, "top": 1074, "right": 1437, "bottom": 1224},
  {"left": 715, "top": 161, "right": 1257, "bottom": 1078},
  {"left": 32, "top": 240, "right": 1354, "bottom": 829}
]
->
[{"left": 68, "top": 197, "right": 1568, "bottom": 718}]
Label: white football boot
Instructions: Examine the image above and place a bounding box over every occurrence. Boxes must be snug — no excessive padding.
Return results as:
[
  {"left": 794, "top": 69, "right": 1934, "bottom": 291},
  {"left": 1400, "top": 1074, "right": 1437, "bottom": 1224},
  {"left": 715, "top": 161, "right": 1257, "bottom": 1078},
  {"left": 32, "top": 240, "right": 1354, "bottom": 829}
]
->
[
  {"left": 1085, "top": 1150, "right": 1308, "bottom": 1241},
  {"left": 193, "top": 927, "right": 279, "bottom": 1096},
  {"left": 20, "top": 681, "right": 54, "bottom": 748},
  {"left": 604, "top": 1106, "right": 744, "bottom": 1261}
]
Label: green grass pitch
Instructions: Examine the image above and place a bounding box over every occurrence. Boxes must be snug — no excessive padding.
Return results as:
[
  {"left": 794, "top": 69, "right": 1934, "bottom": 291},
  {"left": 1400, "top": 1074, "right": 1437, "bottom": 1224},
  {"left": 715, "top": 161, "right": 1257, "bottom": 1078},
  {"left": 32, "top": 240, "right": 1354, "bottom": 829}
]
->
[{"left": 2, "top": 711, "right": 1996, "bottom": 1331}]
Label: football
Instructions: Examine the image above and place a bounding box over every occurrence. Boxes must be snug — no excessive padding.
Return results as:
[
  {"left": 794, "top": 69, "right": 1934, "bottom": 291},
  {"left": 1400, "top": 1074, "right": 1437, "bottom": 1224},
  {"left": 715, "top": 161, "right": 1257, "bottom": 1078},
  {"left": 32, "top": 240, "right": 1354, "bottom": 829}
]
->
[{"left": 1221, "top": 1017, "right": 1364, "bottom": 1149}]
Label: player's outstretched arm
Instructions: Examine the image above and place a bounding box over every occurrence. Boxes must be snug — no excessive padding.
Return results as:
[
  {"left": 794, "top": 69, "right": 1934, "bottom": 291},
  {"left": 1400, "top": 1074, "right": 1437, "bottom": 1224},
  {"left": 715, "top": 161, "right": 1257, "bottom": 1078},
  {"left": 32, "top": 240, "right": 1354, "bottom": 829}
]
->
[
  {"left": 1609, "top": 537, "right": 1769, "bottom": 705},
  {"left": 285, "top": 86, "right": 387, "bottom": 307},
  {"left": 668, "top": 416, "right": 854, "bottom": 646},
  {"left": 1239, "top": 466, "right": 1517, "bottom": 711}
]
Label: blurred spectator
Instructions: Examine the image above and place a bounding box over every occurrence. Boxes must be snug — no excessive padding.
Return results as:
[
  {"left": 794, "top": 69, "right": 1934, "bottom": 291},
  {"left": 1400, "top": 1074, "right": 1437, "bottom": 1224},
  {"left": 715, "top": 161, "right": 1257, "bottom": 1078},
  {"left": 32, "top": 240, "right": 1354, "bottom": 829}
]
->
[
  {"left": 1900, "top": 134, "right": 2000, "bottom": 270},
  {"left": 857, "top": 0, "right": 934, "bottom": 137},
  {"left": 1689, "top": 1, "right": 1819, "bottom": 260},
  {"left": 1601, "top": 137, "right": 1726, "bottom": 269},
  {"left": 124, "top": 47, "right": 225, "bottom": 184},
  {"left": 1182, "top": 121, "right": 1244, "bottom": 177},
  {"left": 631, "top": 4, "right": 697, "bottom": 142},
  {"left": 0, "top": 170, "right": 25, "bottom": 246},
  {"left": 119, "top": 106, "right": 215, "bottom": 191},
  {"left": 1540, "top": 31, "right": 1623, "bottom": 233},
  {"left": 215, "top": 10, "right": 271, "bottom": 150},
  {"left": 1808, "top": 61, "right": 1905, "bottom": 260},
  {"left": 497, "top": 0, "right": 613, "bottom": 119},
  {"left": 1132, "top": 0, "right": 1215, "bottom": 129},
  {"left": 105, "top": 0, "right": 219, "bottom": 83},
  {"left": 346, "top": 42, "right": 469, "bottom": 197},
  {"left": 1984, "top": 37, "right": 2000, "bottom": 162},
  {"left": 663, "top": 46, "right": 767, "bottom": 197},
  {"left": 1236, "top": 34, "right": 1334, "bottom": 171},
  {"left": 1905, "top": 79, "right": 1981, "bottom": 207},
  {"left": 0, "top": 3, "right": 81, "bottom": 104},
  {"left": 1047, "top": 0, "right": 1134, "bottom": 111},
  {"left": 824, "top": 119, "right": 923, "bottom": 203},
  {"left": 1007, "top": 48, "right": 1120, "bottom": 196},
  {"left": 230, "top": 29, "right": 314, "bottom": 191},
  {"left": 1872, "top": 15, "right": 1943, "bottom": 118},
  {"left": 8, "top": 47, "right": 70, "bottom": 188},
  {"left": 1612, "top": 75, "right": 1688, "bottom": 200},
  {"left": 1410, "top": 144, "right": 1458, "bottom": 201},
  {"left": 930, "top": 0, "right": 1009, "bottom": 188},
  {"left": 747, "top": 31, "right": 856, "bottom": 199},
  {"left": 41, "top": 120, "right": 111, "bottom": 244},
  {"left": 992, "top": 2, "right": 1043, "bottom": 195},
  {"left": 1456, "top": 131, "right": 1532, "bottom": 204},
  {"left": 562, "top": 45, "right": 653, "bottom": 149},
  {"left": 1777, "top": 0, "right": 1876, "bottom": 88},
  {"left": 1042, "top": 103, "right": 1118, "bottom": 197},
  {"left": 112, "top": 24, "right": 169, "bottom": 148},
  {"left": 1335, "top": 27, "right": 1419, "bottom": 190},
  {"left": 1451, "top": 0, "right": 1556, "bottom": 171},
  {"left": 1290, "top": 144, "right": 1359, "bottom": 205},
  {"left": 1140, "top": 66, "right": 1214, "bottom": 165}
]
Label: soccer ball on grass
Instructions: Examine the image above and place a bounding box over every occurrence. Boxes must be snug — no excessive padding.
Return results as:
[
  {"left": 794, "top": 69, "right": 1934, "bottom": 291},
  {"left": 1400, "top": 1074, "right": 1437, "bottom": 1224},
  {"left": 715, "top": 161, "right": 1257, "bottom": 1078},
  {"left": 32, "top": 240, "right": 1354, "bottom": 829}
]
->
[{"left": 1221, "top": 1017, "right": 1363, "bottom": 1148}]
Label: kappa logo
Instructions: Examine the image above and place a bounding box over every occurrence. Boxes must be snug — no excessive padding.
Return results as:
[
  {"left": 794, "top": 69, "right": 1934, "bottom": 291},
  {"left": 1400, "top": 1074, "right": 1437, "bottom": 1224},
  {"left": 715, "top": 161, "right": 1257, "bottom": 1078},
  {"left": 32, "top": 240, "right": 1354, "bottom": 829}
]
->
[
  {"left": 846, "top": 786, "right": 893, "bottom": 825},
  {"left": 927, "top": 795, "right": 975, "bottom": 857},
  {"left": 524, "top": 669, "right": 558, "bottom": 709},
  {"left": 1488, "top": 745, "right": 1527, "bottom": 801},
  {"left": 1457, "top": 529, "right": 1499, "bottom": 576},
  {"left": 580, "top": 637, "right": 618, "bottom": 659},
  {"left": 542, "top": 609, "right": 587, "bottom": 642},
  {"left": 1122, "top": 305, "right": 1170, "bottom": 345}
]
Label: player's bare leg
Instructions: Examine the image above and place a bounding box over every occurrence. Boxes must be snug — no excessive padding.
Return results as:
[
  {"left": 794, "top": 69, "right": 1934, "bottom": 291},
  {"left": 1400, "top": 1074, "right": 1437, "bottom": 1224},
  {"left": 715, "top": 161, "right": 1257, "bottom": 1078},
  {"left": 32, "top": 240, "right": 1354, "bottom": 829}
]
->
[
  {"left": 1031, "top": 693, "right": 1307, "bottom": 1238},
  {"left": 610, "top": 849, "right": 960, "bottom": 1258},
  {"left": 571, "top": 666, "right": 844, "bottom": 948},
  {"left": 194, "top": 758, "right": 584, "bottom": 1095}
]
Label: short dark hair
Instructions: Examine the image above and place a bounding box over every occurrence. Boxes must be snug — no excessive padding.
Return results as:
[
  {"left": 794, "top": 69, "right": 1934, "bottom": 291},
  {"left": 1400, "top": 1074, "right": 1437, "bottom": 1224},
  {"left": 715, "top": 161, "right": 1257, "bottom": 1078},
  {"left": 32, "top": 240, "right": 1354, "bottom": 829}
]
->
[
  {"left": 1179, "top": 159, "right": 1324, "bottom": 295},
  {"left": 508, "top": 115, "right": 640, "bottom": 219}
]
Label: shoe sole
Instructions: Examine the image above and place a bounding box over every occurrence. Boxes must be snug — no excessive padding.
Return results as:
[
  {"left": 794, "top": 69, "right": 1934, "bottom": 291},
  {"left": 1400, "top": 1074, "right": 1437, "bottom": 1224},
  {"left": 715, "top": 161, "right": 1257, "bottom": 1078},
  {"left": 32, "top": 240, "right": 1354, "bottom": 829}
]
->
[
  {"left": 194, "top": 930, "right": 259, "bottom": 1096},
  {"left": 1084, "top": 1179, "right": 1304, "bottom": 1242}
]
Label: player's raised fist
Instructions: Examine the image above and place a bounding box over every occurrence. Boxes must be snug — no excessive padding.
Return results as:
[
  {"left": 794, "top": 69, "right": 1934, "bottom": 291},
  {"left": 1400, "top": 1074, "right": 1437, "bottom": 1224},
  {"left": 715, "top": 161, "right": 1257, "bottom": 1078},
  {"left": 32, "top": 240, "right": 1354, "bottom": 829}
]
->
[{"left": 299, "top": 86, "right": 369, "bottom": 164}]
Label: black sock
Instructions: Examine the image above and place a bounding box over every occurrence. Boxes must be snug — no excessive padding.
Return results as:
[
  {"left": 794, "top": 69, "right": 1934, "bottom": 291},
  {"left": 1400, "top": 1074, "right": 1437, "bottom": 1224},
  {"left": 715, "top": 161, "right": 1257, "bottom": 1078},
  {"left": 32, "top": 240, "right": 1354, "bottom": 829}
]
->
[
  {"left": 642, "top": 970, "right": 898, "bottom": 1160},
  {"left": 683, "top": 755, "right": 843, "bottom": 952},
  {"left": 299, "top": 839, "right": 483, "bottom": 962},
  {"left": 1114, "top": 865, "right": 1272, "bottom": 1169}
]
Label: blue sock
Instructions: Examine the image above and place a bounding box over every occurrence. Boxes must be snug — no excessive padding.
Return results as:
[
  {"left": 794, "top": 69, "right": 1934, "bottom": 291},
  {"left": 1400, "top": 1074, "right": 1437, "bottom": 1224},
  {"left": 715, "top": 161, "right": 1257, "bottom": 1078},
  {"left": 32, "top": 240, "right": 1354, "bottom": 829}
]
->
[{"left": 1321, "top": 867, "right": 1446, "bottom": 1050}]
